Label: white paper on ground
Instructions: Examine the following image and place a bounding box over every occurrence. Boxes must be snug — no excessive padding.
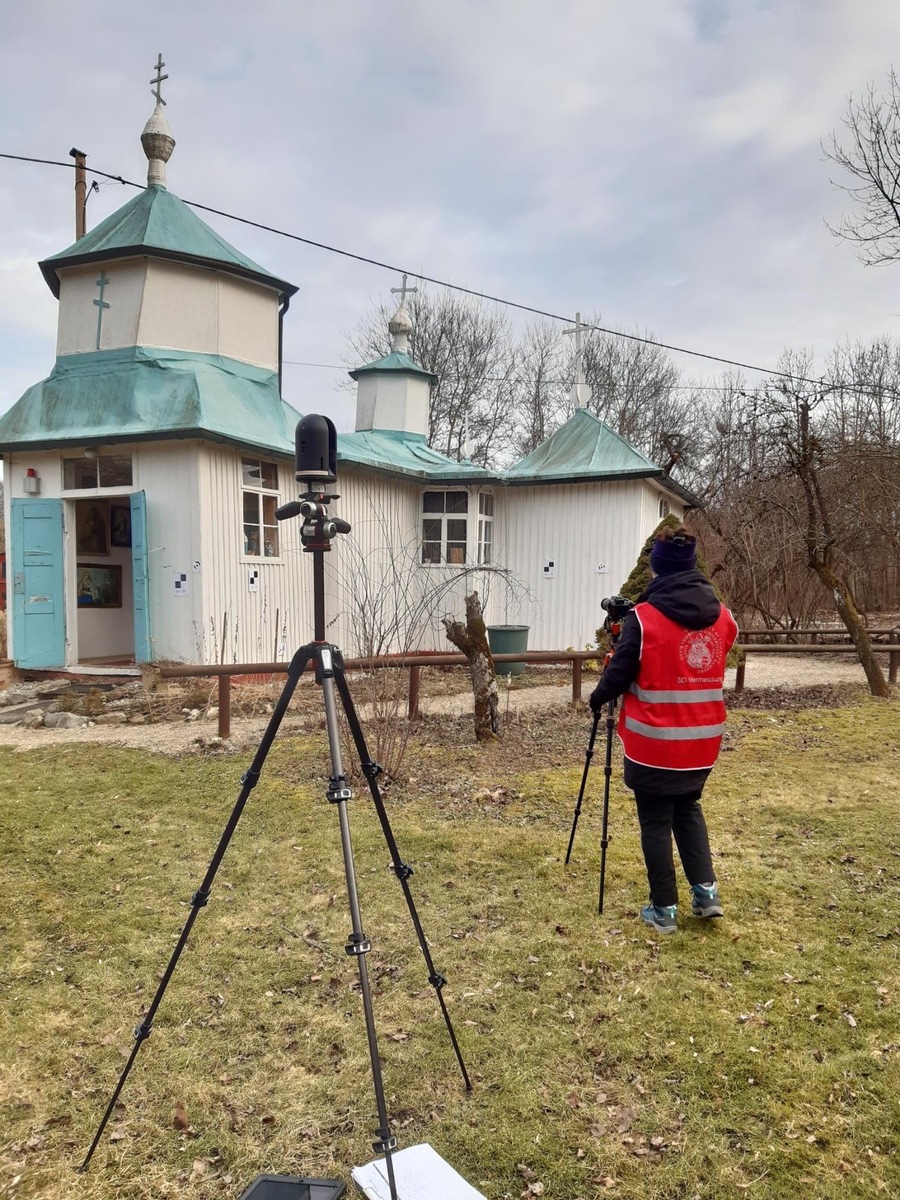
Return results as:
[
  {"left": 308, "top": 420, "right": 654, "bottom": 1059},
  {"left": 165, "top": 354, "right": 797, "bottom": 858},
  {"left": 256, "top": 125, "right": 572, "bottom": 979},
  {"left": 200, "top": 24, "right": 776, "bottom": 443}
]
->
[{"left": 351, "top": 1143, "right": 486, "bottom": 1200}]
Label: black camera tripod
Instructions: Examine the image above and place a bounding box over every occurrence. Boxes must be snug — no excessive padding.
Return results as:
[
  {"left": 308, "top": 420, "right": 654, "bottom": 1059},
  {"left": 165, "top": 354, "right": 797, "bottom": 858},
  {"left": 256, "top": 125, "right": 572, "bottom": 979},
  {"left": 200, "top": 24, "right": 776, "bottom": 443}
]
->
[
  {"left": 565, "top": 602, "right": 632, "bottom": 914},
  {"left": 81, "top": 425, "right": 472, "bottom": 1200}
]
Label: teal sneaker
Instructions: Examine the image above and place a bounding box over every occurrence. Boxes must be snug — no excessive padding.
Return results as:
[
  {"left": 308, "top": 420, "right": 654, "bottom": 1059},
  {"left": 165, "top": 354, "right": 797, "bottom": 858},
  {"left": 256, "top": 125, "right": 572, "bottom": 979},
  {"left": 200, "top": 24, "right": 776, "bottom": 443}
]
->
[
  {"left": 640, "top": 903, "right": 678, "bottom": 934},
  {"left": 691, "top": 882, "right": 723, "bottom": 919}
]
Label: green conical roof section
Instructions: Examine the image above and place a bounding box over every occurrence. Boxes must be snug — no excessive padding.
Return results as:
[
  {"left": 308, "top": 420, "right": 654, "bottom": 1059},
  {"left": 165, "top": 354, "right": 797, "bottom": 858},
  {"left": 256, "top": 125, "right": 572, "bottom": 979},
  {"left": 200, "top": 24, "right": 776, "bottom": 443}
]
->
[
  {"left": 348, "top": 350, "right": 438, "bottom": 384},
  {"left": 39, "top": 185, "right": 297, "bottom": 300},
  {"left": 0, "top": 347, "right": 302, "bottom": 457},
  {"left": 338, "top": 428, "right": 491, "bottom": 481},
  {"left": 503, "top": 408, "right": 699, "bottom": 503}
]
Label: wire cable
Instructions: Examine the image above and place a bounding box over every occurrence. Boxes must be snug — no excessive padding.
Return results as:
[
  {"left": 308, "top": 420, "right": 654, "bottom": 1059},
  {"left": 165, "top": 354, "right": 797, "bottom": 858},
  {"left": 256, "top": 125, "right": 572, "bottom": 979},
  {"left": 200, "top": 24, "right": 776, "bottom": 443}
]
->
[{"left": 0, "top": 150, "right": 887, "bottom": 394}]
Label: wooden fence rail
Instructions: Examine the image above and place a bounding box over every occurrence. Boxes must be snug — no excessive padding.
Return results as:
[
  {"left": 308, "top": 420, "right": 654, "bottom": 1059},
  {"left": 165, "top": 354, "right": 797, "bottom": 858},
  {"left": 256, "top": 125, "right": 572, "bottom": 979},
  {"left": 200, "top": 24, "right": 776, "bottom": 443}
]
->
[{"left": 151, "top": 641, "right": 900, "bottom": 740}]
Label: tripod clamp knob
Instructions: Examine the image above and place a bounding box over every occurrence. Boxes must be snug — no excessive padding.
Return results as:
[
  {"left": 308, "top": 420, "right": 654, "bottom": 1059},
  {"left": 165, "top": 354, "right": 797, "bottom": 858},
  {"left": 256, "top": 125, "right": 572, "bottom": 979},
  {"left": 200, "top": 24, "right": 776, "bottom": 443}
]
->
[
  {"left": 327, "top": 776, "right": 353, "bottom": 803},
  {"left": 372, "top": 1131, "right": 398, "bottom": 1154},
  {"left": 345, "top": 932, "right": 372, "bottom": 956}
]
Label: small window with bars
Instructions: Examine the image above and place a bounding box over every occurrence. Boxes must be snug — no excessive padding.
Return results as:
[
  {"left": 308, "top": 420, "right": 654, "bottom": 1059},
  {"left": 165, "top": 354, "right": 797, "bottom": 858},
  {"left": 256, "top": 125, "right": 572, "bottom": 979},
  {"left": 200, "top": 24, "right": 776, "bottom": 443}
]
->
[
  {"left": 242, "top": 457, "right": 280, "bottom": 558},
  {"left": 421, "top": 490, "right": 468, "bottom": 564}
]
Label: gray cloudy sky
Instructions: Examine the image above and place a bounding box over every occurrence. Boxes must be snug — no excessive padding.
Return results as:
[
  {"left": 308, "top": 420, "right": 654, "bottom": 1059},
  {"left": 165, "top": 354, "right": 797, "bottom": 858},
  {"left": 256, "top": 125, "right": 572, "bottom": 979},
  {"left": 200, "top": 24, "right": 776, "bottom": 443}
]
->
[{"left": 2, "top": 0, "right": 900, "bottom": 432}]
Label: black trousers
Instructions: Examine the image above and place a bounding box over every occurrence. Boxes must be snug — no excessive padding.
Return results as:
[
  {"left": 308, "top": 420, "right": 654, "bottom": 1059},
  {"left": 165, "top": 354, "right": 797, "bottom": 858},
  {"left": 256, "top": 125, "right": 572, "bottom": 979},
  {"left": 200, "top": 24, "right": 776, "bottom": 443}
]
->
[{"left": 633, "top": 789, "right": 715, "bottom": 908}]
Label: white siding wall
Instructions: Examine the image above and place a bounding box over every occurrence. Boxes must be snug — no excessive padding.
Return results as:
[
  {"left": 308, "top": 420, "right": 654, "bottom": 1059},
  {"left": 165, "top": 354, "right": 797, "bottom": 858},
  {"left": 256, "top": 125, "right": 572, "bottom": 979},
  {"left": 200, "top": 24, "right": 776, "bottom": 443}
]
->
[
  {"left": 322, "top": 470, "right": 506, "bottom": 656},
  {"left": 496, "top": 480, "right": 684, "bottom": 651},
  {"left": 54, "top": 260, "right": 281, "bottom": 369},
  {"left": 196, "top": 443, "right": 313, "bottom": 663},
  {"left": 57, "top": 263, "right": 144, "bottom": 355}
]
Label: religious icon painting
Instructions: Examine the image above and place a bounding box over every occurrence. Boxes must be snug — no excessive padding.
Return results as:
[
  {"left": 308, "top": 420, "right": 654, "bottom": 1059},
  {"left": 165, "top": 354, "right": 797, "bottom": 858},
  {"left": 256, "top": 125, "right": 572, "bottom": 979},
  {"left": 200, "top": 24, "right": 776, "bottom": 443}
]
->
[
  {"left": 75, "top": 499, "right": 110, "bottom": 556},
  {"left": 110, "top": 504, "right": 132, "bottom": 548}
]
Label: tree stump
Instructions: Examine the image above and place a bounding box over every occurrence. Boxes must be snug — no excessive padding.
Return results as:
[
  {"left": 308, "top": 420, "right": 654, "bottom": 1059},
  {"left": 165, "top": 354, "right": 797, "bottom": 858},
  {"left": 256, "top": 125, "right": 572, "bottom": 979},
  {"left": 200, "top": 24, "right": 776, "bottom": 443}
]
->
[{"left": 443, "top": 591, "right": 500, "bottom": 741}]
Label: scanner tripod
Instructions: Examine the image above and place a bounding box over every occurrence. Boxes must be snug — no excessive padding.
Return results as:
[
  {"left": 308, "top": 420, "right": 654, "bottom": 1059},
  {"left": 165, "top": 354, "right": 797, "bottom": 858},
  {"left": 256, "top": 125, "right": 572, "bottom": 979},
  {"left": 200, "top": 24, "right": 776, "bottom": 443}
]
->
[
  {"left": 564, "top": 603, "right": 632, "bottom": 914},
  {"left": 81, "top": 424, "right": 472, "bottom": 1200}
]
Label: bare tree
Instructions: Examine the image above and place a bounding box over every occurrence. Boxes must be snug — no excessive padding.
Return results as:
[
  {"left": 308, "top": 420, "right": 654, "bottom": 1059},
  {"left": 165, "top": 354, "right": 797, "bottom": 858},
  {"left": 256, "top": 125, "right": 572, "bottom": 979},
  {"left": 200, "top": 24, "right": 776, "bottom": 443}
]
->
[
  {"left": 824, "top": 69, "right": 900, "bottom": 264},
  {"left": 511, "top": 320, "right": 568, "bottom": 457},
  {"left": 759, "top": 353, "right": 889, "bottom": 696},
  {"left": 443, "top": 591, "right": 500, "bottom": 742}
]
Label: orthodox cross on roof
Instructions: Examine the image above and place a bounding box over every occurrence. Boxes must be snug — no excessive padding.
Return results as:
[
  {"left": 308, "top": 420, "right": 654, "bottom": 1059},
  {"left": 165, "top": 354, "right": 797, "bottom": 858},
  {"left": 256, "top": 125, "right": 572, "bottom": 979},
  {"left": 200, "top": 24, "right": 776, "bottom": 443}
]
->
[
  {"left": 150, "top": 54, "right": 168, "bottom": 105},
  {"left": 390, "top": 273, "right": 417, "bottom": 307},
  {"left": 563, "top": 311, "right": 592, "bottom": 409},
  {"left": 93, "top": 272, "right": 110, "bottom": 349}
]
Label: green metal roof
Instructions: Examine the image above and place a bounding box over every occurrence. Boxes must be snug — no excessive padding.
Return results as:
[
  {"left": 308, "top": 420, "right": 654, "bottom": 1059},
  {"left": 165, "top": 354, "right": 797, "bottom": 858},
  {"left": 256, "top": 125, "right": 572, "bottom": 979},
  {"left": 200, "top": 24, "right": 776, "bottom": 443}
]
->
[
  {"left": 503, "top": 408, "right": 699, "bottom": 503},
  {"left": 0, "top": 347, "right": 303, "bottom": 456},
  {"left": 338, "top": 428, "right": 492, "bottom": 482},
  {"left": 40, "top": 185, "right": 297, "bottom": 300},
  {"left": 348, "top": 351, "right": 438, "bottom": 384}
]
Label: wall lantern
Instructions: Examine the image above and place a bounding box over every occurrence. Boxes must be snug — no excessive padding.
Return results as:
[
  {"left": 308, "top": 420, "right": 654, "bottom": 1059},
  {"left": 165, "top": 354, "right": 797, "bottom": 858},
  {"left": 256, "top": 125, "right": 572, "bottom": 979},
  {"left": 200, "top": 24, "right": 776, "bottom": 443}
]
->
[{"left": 23, "top": 468, "right": 41, "bottom": 495}]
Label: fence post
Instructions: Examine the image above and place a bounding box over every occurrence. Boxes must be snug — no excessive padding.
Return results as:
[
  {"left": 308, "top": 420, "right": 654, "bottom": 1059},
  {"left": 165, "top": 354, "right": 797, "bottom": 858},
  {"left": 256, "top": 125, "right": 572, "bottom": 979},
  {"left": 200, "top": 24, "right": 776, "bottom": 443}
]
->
[
  {"left": 890, "top": 634, "right": 899, "bottom": 685},
  {"left": 408, "top": 664, "right": 421, "bottom": 720},
  {"left": 734, "top": 654, "right": 746, "bottom": 694},
  {"left": 218, "top": 674, "right": 231, "bottom": 740},
  {"left": 572, "top": 657, "right": 582, "bottom": 706}
]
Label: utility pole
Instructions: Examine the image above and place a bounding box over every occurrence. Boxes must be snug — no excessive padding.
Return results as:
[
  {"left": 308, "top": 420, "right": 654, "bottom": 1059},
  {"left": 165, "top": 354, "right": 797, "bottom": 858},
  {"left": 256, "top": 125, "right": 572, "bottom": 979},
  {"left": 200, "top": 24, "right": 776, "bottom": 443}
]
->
[{"left": 69, "top": 148, "right": 87, "bottom": 239}]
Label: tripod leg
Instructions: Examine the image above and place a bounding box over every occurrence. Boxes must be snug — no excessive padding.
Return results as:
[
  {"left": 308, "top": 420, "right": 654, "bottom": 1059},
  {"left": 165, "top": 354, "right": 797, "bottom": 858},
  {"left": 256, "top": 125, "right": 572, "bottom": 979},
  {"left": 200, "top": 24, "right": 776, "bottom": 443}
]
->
[
  {"left": 80, "top": 645, "right": 314, "bottom": 1172},
  {"left": 318, "top": 652, "right": 398, "bottom": 1200},
  {"left": 598, "top": 698, "right": 617, "bottom": 915},
  {"left": 565, "top": 713, "right": 600, "bottom": 865},
  {"left": 332, "top": 658, "right": 473, "bottom": 1092}
]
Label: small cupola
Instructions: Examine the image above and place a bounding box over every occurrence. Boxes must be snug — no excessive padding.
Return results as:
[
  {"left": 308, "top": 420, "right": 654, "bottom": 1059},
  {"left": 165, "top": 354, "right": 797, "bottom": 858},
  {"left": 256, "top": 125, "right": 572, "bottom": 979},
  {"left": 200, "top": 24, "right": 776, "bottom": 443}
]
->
[
  {"left": 141, "top": 54, "right": 176, "bottom": 188},
  {"left": 350, "top": 275, "right": 437, "bottom": 437}
]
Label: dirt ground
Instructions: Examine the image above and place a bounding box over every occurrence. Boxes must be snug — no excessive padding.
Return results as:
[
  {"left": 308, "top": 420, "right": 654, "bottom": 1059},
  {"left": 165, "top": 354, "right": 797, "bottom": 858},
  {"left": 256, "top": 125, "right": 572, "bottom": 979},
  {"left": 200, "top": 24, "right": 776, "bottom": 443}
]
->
[{"left": 0, "top": 653, "right": 885, "bottom": 757}]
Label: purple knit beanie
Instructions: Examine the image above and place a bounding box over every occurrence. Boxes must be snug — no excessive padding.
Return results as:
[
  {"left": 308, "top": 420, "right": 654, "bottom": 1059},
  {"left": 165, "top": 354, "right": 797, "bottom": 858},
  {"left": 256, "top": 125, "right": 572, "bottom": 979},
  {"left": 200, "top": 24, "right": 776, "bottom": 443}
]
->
[{"left": 649, "top": 532, "right": 697, "bottom": 575}]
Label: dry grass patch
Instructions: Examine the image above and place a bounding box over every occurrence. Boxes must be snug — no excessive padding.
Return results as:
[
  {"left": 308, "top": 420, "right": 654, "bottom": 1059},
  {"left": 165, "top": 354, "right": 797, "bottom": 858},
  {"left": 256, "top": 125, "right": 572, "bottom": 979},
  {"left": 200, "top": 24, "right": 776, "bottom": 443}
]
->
[{"left": 0, "top": 693, "right": 898, "bottom": 1198}]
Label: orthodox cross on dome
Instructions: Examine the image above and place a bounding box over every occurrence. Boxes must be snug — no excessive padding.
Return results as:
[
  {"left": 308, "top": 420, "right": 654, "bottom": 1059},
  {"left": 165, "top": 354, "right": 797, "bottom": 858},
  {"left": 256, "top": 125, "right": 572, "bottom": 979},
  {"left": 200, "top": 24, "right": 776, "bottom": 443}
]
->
[
  {"left": 93, "top": 272, "right": 110, "bottom": 349},
  {"left": 390, "top": 273, "right": 418, "bottom": 308},
  {"left": 150, "top": 54, "right": 168, "bottom": 105},
  {"left": 563, "top": 311, "right": 592, "bottom": 409},
  {"left": 388, "top": 274, "right": 417, "bottom": 352}
]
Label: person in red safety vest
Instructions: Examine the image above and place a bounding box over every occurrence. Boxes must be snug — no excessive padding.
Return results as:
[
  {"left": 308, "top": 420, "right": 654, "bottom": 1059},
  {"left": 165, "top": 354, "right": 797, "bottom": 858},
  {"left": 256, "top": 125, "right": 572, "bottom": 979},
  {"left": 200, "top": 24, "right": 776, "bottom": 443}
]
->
[{"left": 589, "top": 525, "right": 738, "bottom": 935}]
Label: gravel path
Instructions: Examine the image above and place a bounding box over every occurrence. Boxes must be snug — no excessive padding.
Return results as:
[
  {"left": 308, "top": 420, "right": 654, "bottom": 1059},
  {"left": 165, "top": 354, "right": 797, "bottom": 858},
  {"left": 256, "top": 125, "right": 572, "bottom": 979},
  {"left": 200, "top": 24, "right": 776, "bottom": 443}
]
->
[{"left": 0, "top": 654, "right": 879, "bottom": 756}]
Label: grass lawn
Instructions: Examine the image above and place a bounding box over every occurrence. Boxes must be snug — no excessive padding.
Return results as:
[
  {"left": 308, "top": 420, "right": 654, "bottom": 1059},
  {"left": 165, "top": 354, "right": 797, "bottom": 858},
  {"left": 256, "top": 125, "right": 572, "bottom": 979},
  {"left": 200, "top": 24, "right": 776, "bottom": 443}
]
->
[{"left": 1, "top": 688, "right": 898, "bottom": 1199}]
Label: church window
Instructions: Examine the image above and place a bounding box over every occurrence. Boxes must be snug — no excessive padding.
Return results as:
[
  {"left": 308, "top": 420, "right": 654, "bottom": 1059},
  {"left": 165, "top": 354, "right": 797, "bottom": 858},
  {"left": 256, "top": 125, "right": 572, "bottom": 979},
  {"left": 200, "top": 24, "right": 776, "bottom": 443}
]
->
[
  {"left": 63, "top": 454, "right": 133, "bottom": 490},
  {"left": 658, "top": 498, "right": 671, "bottom": 519},
  {"left": 477, "top": 492, "right": 494, "bottom": 564},
  {"left": 421, "top": 490, "right": 468, "bottom": 564},
  {"left": 242, "top": 457, "right": 280, "bottom": 558}
]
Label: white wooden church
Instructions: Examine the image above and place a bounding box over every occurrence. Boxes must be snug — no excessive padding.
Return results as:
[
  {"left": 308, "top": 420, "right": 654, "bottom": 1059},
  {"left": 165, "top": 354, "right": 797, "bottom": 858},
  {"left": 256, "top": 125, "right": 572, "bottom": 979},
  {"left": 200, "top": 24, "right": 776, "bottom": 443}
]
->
[{"left": 0, "top": 82, "right": 691, "bottom": 676}]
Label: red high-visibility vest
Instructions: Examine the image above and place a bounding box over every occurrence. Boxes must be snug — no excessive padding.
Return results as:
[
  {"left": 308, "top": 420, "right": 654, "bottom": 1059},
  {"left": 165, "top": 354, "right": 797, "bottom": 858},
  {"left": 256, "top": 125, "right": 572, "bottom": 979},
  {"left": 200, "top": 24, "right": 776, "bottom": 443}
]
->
[{"left": 618, "top": 602, "right": 738, "bottom": 770}]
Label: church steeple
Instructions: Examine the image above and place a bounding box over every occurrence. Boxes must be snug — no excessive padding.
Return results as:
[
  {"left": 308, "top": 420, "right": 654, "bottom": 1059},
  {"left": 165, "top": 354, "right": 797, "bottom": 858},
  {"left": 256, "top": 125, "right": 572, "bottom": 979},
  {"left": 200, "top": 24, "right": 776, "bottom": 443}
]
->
[{"left": 141, "top": 54, "right": 175, "bottom": 188}]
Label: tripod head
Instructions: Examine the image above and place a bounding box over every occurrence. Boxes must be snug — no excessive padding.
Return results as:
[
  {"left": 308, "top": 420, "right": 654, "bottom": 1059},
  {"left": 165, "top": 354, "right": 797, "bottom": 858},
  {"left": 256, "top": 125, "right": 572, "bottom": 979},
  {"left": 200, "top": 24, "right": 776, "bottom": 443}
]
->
[
  {"left": 275, "top": 415, "right": 352, "bottom": 552},
  {"left": 600, "top": 594, "right": 634, "bottom": 655}
]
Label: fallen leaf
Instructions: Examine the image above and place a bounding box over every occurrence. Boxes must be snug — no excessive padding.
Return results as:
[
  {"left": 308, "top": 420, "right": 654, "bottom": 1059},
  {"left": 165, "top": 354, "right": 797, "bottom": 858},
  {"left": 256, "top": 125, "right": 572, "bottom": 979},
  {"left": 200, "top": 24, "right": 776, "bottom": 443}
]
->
[
  {"left": 173, "top": 1102, "right": 189, "bottom": 1131},
  {"left": 614, "top": 1105, "right": 634, "bottom": 1134},
  {"left": 843, "top": 1012, "right": 858, "bottom": 1028}
]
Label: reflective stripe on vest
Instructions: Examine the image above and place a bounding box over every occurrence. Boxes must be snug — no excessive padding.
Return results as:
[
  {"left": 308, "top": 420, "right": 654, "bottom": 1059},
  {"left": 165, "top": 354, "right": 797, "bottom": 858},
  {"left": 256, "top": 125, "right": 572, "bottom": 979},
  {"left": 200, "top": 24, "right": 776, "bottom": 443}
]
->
[
  {"left": 628, "top": 684, "right": 724, "bottom": 704},
  {"left": 624, "top": 716, "right": 727, "bottom": 741}
]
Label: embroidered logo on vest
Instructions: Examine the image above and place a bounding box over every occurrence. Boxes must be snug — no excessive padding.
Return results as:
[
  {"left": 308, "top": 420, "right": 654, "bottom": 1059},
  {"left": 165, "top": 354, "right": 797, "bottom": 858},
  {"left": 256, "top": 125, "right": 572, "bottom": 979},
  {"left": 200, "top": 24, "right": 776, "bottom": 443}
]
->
[{"left": 679, "top": 629, "right": 722, "bottom": 673}]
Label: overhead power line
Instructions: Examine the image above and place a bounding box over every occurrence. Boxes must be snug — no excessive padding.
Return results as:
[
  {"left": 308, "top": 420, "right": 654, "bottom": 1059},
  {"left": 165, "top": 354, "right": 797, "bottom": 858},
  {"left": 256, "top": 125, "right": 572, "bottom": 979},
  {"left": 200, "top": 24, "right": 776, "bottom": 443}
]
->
[{"left": 0, "top": 150, "right": 882, "bottom": 394}]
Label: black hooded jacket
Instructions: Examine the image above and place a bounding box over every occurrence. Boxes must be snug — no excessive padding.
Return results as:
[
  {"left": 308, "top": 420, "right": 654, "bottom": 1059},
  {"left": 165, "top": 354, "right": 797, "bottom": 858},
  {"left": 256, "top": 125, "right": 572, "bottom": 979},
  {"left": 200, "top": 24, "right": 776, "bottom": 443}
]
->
[{"left": 589, "top": 568, "right": 726, "bottom": 795}]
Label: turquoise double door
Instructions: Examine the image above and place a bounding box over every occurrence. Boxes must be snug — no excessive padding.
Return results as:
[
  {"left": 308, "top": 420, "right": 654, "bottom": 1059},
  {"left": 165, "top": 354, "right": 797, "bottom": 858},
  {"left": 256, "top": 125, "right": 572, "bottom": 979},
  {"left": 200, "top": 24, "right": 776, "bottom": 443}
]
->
[{"left": 11, "top": 493, "right": 151, "bottom": 668}]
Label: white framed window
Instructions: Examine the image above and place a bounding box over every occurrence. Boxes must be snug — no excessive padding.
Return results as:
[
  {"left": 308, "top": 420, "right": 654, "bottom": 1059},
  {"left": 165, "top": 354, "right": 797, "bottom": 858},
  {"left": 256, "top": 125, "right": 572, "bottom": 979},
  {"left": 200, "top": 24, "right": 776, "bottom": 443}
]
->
[
  {"left": 421, "top": 490, "right": 468, "bottom": 564},
  {"left": 477, "top": 492, "right": 494, "bottom": 564},
  {"left": 658, "top": 497, "right": 671, "bottom": 519},
  {"left": 242, "top": 457, "right": 280, "bottom": 558},
  {"left": 63, "top": 454, "right": 133, "bottom": 489}
]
